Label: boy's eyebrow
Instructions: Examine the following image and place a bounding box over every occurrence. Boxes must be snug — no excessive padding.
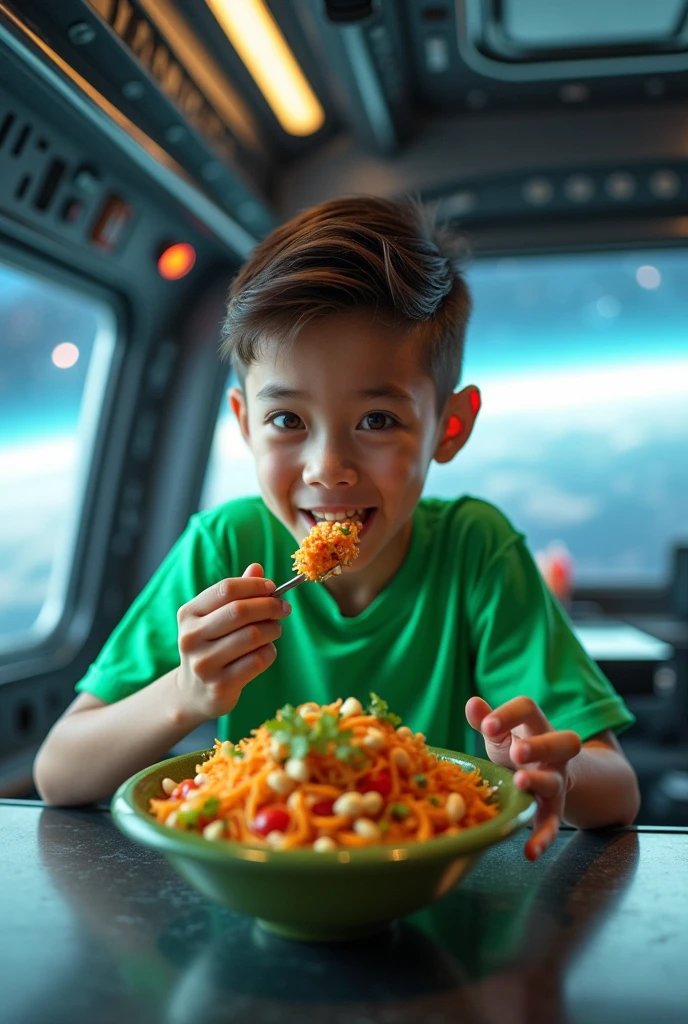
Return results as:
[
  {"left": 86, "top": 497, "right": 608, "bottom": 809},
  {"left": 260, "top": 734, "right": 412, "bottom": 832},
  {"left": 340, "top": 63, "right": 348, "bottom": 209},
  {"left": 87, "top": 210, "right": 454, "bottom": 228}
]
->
[
  {"left": 255, "top": 382, "right": 416, "bottom": 404},
  {"left": 255, "top": 384, "right": 308, "bottom": 401},
  {"left": 357, "top": 385, "right": 415, "bottom": 405}
]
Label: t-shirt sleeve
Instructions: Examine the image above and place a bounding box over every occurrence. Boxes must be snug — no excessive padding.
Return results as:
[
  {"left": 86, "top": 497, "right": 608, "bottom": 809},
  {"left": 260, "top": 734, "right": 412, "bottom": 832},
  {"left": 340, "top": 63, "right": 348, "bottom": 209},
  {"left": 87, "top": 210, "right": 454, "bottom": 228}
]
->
[
  {"left": 75, "top": 514, "right": 230, "bottom": 703},
  {"left": 466, "top": 526, "right": 635, "bottom": 742}
]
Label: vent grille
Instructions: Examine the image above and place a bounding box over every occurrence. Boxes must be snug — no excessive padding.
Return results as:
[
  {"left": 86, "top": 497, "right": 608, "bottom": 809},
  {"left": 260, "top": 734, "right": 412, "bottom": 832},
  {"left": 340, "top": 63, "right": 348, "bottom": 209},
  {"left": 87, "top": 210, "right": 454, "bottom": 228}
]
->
[
  {"left": 0, "top": 101, "right": 99, "bottom": 231},
  {"left": 0, "top": 108, "right": 66, "bottom": 214},
  {"left": 0, "top": 89, "right": 136, "bottom": 256}
]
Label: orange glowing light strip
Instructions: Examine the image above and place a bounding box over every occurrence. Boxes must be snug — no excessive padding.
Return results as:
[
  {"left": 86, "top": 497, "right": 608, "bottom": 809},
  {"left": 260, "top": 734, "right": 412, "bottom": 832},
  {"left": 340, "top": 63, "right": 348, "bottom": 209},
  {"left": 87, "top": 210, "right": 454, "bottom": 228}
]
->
[{"left": 205, "top": 0, "right": 325, "bottom": 136}]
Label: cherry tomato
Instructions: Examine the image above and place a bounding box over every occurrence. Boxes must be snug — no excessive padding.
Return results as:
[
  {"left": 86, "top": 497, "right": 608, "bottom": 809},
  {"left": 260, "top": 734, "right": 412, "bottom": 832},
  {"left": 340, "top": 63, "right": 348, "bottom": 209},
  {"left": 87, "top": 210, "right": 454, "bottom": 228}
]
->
[
  {"left": 171, "top": 778, "right": 198, "bottom": 800},
  {"left": 357, "top": 770, "right": 392, "bottom": 798},
  {"left": 311, "top": 799, "right": 335, "bottom": 817},
  {"left": 251, "top": 805, "right": 291, "bottom": 837}
]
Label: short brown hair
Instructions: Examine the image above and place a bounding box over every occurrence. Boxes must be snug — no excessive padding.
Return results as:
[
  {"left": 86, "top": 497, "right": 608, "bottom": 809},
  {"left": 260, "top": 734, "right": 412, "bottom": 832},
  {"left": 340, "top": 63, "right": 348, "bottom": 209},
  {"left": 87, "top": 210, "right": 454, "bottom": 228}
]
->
[{"left": 220, "top": 195, "right": 471, "bottom": 409}]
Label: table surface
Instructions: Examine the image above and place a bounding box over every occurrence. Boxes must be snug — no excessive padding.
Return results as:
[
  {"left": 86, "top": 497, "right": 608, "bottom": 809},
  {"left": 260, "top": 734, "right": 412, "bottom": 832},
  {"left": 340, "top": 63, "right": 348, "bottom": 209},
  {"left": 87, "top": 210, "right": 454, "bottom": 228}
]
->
[
  {"left": 2, "top": 800, "right": 687, "bottom": 1024},
  {"left": 572, "top": 621, "right": 672, "bottom": 661}
]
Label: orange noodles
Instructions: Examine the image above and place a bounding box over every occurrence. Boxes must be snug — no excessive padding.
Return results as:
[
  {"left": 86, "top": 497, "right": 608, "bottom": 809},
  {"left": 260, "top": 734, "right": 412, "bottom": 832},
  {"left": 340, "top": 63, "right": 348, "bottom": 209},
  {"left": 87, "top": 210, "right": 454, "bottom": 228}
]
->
[
  {"left": 149, "top": 695, "right": 499, "bottom": 850},
  {"left": 292, "top": 519, "right": 360, "bottom": 581}
]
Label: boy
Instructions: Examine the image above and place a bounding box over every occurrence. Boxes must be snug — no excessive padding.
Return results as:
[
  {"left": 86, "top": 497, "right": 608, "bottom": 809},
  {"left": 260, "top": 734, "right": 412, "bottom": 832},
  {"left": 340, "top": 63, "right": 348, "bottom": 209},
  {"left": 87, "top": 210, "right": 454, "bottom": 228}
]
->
[{"left": 34, "top": 196, "right": 640, "bottom": 860}]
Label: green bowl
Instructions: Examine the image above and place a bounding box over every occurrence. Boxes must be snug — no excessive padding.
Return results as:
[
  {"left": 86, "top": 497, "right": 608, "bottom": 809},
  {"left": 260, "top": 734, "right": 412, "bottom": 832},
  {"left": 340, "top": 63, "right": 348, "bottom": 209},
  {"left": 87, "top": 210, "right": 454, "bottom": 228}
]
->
[{"left": 111, "top": 747, "right": 535, "bottom": 942}]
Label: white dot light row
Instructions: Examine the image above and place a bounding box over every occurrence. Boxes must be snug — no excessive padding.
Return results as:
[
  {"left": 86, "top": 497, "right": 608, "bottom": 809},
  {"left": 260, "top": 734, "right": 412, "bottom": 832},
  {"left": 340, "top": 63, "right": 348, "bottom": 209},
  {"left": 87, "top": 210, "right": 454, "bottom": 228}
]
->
[{"left": 522, "top": 168, "right": 682, "bottom": 206}]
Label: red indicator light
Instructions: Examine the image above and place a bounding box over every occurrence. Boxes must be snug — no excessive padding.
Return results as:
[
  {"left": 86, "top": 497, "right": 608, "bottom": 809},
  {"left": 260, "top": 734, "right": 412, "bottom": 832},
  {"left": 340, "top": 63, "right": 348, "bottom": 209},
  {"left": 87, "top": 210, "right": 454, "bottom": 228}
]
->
[{"left": 157, "top": 242, "right": 196, "bottom": 280}]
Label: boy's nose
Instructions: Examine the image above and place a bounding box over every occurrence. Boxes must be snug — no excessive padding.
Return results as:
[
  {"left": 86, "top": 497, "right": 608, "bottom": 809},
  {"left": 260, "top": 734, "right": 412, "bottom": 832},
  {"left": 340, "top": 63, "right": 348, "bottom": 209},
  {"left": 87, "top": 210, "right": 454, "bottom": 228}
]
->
[{"left": 302, "top": 444, "right": 358, "bottom": 489}]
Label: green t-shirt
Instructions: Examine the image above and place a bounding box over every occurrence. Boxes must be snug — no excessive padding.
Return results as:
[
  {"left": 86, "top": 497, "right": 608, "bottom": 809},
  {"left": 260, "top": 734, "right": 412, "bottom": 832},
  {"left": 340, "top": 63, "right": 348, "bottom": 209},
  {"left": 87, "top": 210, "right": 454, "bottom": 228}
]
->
[{"left": 76, "top": 496, "right": 634, "bottom": 748}]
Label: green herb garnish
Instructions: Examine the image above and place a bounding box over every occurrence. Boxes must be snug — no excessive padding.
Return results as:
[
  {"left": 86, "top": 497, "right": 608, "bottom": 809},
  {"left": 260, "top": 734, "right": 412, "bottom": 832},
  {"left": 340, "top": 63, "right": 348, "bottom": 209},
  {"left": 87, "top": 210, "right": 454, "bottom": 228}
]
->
[
  {"left": 309, "top": 711, "right": 344, "bottom": 752},
  {"left": 264, "top": 706, "right": 362, "bottom": 763},
  {"left": 390, "top": 803, "right": 409, "bottom": 820},
  {"left": 311, "top": 712, "right": 359, "bottom": 762},
  {"left": 264, "top": 704, "right": 311, "bottom": 758},
  {"left": 428, "top": 795, "right": 441, "bottom": 807},
  {"left": 339, "top": 526, "right": 351, "bottom": 536},
  {"left": 366, "top": 692, "right": 402, "bottom": 728},
  {"left": 412, "top": 774, "right": 427, "bottom": 789}
]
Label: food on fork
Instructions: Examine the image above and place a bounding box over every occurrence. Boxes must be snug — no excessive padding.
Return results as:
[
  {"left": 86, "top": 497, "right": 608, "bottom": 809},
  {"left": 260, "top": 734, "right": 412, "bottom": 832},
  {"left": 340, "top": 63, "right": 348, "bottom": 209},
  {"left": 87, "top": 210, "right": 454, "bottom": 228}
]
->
[
  {"left": 292, "top": 518, "right": 360, "bottom": 581},
  {"left": 150, "top": 694, "right": 499, "bottom": 849}
]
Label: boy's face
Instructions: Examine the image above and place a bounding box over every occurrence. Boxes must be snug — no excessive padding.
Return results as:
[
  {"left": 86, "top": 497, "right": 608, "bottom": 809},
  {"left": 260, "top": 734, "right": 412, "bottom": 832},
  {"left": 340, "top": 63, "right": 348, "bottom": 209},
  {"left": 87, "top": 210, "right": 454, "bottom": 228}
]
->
[{"left": 231, "top": 311, "right": 473, "bottom": 585}]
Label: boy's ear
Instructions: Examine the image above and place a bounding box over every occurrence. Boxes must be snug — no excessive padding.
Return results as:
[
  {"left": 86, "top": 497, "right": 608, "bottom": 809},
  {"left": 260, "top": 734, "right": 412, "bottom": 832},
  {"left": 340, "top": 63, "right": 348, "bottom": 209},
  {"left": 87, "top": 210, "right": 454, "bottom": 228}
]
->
[
  {"left": 433, "top": 385, "right": 481, "bottom": 464},
  {"left": 229, "top": 386, "right": 251, "bottom": 445}
]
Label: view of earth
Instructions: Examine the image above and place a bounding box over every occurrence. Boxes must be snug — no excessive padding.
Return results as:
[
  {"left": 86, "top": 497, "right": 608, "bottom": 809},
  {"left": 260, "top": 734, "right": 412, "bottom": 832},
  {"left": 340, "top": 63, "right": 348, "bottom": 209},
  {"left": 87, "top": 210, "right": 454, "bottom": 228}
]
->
[
  {"left": 1, "top": 248, "right": 687, "bottom": 644},
  {"left": 202, "top": 250, "right": 688, "bottom": 586},
  {"left": 0, "top": 262, "right": 115, "bottom": 642}
]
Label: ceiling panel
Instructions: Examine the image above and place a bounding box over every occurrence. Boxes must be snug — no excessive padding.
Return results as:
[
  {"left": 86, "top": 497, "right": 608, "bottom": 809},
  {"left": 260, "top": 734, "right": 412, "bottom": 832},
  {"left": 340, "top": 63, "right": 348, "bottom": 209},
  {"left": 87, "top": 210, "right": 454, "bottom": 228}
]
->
[{"left": 503, "top": 0, "right": 687, "bottom": 48}]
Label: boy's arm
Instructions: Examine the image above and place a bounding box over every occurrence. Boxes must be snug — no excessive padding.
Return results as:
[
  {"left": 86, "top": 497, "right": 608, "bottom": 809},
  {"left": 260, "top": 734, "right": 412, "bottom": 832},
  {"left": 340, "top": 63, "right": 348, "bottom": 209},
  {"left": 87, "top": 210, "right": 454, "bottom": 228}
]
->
[
  {"left": 34, "top": 566, "right": 290, "bottom": 806},
  {"left": 564, "top": 729, "right": 640, "bottom": 830},
  {"left": 33, "top": 674, "right": 205, "bottom": 806}
]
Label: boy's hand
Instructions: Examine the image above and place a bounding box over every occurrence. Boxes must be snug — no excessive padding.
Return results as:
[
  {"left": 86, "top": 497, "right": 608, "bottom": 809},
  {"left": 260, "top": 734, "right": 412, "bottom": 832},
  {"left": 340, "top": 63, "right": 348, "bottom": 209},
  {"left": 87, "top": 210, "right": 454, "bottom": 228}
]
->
[
  {"left": 175, "top": 563, "right": 291, "bottom": 722},
  {"left": 465, "top": 695, "right": 581, "bottom": 862}
]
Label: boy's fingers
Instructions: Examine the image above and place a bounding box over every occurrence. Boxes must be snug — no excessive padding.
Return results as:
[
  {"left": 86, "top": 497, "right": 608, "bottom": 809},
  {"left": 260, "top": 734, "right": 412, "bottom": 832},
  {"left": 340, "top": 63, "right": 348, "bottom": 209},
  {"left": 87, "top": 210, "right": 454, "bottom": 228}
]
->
[
  {"left": 525, "top": 813, "right": 560, "bottom": 861},
  {"left": 512, "top": 731, "right": 581, "bottom": 766},
  {"left": 465, "top": 696, "right": 493, "bottom": 732},
  {"left": 188, "top": 620, "right": 283, "bottom": 678},
  {"left": 185, "top": 596, "right": 291, "bottom": 645},
  {"left": 242, "top": 563, "right": 263, "bottom": 579},
  {"left": 182, "top": 574, "right": 276, "bottom": 618},
  {"left": 481, "top": 695, "right": 551, "bottom": 741},
  {"left": 242, "top": 563, "right": 265, "bottom": 578},
  {"left": 513, "top": 769, "right": 565, "bottom": 800},
  {"left": 208, "top": 642, "right": 278, "bottom": 704},
  {"left": 185, "top": 577, "right": 276, "bottom": 614}
]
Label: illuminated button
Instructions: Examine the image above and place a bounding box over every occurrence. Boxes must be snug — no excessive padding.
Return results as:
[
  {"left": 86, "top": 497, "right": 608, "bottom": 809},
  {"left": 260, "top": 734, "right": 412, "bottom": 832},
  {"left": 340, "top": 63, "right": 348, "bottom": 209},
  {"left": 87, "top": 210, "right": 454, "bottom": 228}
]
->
[
  {"left": 564, "top": 175, "right": 595, "bottom": 203},
  {"left": 157, "top": 242, "right": 196, "bottom": 280},
  {"left": 605, "top": 172, "right": 636, "bottom": 201},
  {"left": 649, "top": 169, "right": 680, "bottom": 199},
  {"left": 523, "top": 177, "right": 553, "bottom": 206}
]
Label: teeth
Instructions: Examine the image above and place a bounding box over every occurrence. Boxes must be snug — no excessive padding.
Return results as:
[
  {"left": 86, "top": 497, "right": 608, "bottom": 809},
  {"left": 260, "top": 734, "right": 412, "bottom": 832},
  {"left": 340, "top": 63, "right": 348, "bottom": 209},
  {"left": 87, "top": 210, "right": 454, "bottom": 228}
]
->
[{"left": 311, "top": 508, "right": 365, "bottom": 522}]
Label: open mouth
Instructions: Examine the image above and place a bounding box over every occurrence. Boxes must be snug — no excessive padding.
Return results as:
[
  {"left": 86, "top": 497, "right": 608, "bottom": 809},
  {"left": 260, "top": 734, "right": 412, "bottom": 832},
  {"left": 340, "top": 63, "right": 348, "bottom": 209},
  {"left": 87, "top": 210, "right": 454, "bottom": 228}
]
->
[{"left": 300, "top": 507, "right": 376, "bottom": 538}]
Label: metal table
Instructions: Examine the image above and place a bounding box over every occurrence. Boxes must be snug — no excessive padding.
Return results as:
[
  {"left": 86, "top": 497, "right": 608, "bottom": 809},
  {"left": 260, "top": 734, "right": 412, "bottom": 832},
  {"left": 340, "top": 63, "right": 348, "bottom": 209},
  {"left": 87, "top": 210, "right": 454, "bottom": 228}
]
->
[{"left": 2, "top": 799, "right": 687, "bottom": 1024}]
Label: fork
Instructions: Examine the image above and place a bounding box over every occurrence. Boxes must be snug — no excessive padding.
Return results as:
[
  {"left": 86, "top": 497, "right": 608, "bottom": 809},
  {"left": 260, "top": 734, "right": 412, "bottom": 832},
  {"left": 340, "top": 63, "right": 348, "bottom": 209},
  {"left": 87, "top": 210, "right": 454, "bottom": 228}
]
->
[{"left": 273, "top": 564, "right": 342, "bottom": 598}]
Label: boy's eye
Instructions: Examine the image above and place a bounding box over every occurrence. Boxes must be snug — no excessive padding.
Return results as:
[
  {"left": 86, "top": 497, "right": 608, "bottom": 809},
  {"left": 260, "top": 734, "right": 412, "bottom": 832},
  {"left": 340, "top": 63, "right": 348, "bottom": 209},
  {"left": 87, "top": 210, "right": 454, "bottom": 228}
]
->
[
  {"left": 269, "top": 411, "right": 304, "bottom": 430},
  {"left": 359, "top": 412, "right": 396, "bottom": 431}
]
